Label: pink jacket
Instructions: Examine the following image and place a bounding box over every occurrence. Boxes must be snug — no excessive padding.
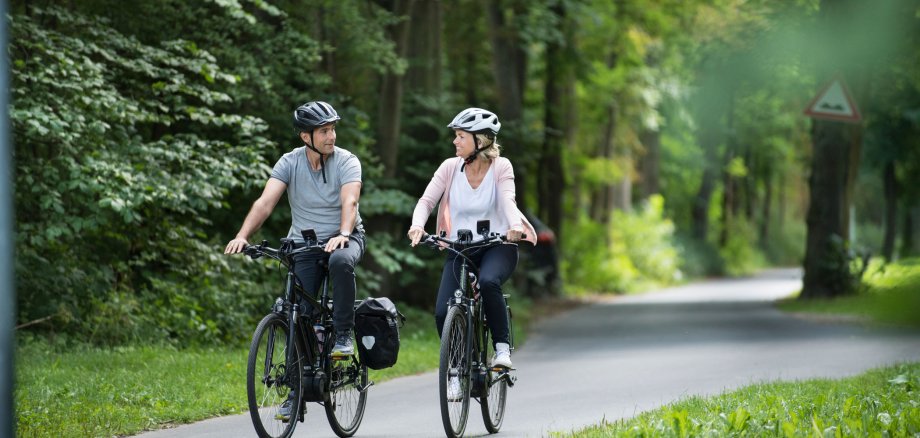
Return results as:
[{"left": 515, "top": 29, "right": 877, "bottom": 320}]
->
[{"left": 410, "top": 157, "right": 537, "bottom": 245}]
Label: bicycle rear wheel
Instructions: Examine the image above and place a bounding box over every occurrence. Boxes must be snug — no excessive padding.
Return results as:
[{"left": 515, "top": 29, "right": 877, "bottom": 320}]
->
[
  {"left": 247, "top": 313, "right": 304, "bottom": 438},
  {"left": 480, "top": 341, "right": 507, "bottom": 433},
  {"left": 439, "top": 305, "right": 471, "bottom": 438},
  {"left": 324, "top": 331, "right": 368, "bottom": 438}
]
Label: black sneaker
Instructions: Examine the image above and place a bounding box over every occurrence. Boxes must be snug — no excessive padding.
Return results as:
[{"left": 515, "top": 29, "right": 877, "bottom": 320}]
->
[{"left": 330, "top": 330, "right": 354, "bottom": 358}]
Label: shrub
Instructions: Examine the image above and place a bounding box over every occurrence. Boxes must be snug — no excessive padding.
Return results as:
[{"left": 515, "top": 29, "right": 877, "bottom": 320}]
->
[
  {"left": 563, "top": 195, "right": 683, "bottom": 293},
  {"left": 719, "top": 218, "right": 767, "bottom": 276}
]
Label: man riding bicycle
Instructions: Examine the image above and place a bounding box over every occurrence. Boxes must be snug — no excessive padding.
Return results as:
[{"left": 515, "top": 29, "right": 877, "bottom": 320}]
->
[{"left": 225, "top": 101, "right": 366, "bottom": 417}]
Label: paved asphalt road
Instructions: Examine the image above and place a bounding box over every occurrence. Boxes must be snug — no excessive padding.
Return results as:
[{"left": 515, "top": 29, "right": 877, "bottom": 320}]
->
[{"left": 137, "top": 268, "right": 920, "bottom": 437}]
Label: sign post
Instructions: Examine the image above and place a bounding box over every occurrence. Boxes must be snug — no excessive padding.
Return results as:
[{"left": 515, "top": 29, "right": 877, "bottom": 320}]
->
[{"left": 1, "top": 0, "right": 14, "bottom": 435}]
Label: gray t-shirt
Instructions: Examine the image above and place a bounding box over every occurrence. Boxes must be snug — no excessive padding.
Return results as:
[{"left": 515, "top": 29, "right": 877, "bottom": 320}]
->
[{"left": 270, "top": 146, "right": 364, "bottom": 242}]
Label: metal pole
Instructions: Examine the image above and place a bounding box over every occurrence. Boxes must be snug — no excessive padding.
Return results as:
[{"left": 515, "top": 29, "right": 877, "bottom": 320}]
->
[{"left": 0, "top": 0, "right": 15, "bottom": 435}]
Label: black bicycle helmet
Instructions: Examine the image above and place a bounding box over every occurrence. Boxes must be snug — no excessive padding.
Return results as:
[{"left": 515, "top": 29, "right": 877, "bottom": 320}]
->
[
  {"left": 293, "top": 101, "right": 341, "bottom": 183},
  {"left": 293, "top": 101, "right": 341, "bottom": 132}
]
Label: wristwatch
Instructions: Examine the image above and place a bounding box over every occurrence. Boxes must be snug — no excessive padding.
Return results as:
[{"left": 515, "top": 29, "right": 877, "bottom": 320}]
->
[{"left": 339, "top": 231, "right": 352, "bottom": 238}]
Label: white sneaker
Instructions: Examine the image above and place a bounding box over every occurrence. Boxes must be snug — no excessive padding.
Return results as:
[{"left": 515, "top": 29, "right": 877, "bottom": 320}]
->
[
  {"left": 447, "top": 375, "right": 462, "bottom": 401},
  {"left": 493, "top": 343, "right": 512, "bottom": 368}
]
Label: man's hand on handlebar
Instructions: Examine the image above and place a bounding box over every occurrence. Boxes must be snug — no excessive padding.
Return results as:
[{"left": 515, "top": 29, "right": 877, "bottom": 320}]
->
[
  {"left": 325, "top": 234, "right": 350, "bottom": 253},
  {"left": 225, "top": 237, "right": 249, "bottom": 254}
]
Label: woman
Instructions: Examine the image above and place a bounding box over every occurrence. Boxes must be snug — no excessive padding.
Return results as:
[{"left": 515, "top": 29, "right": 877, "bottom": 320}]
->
[{"left": 407, "top": 107, "right": 536, "bottom": 371}]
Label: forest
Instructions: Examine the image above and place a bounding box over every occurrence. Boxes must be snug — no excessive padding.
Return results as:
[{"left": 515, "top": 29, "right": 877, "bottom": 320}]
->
[{"left": 10, "top": 0, "right": 920, "bottom": 346}]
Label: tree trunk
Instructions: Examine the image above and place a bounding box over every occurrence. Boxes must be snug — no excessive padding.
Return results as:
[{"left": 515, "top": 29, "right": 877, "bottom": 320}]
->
[
  {"left": 371, "top": 0, "right": 416, "bottom": 301},
  {"left": 720, "top": 92, "right": 737, "bottom": 247},
  {"left": 903, "top": 206, "right": 917, "bottom": 257},
  {"left": 801, "top": 0, "right": 866, "bottom": 299},
  {"left": 484, "top": 0, "right": 528, "bottom": 211},
  {"left": 376, "top": 0, "right": 415, "bottom": 180},
  {"left": 638, "top": 129, "right": 661, "bottom": 199},
  {"left": 595, "top": 103, "right": 617, "bottom": 226},
  {"left": 692, "top": 123, "right": 720, "bottom": 241},
  {"left": 881, "top": 160, "right": 897, "bottom": 260},
  {"left": 801, "top": 120, "right": 856, "bottom": 298},
  {"left": 759, "top": 169, "right": 772, "bottom": 244},
  {"left": 692, "top": 167, "right": 716, "bottom": 241},
  {"left": 611, "top": 175, "right": 631, "bottom": 212},
  {"left": 743, "top": 144, "right": 755, "bottom": 220},
  {"left": 538, "top": 0, "right": 572, "bottom": 243},
  {"left": 720, "top": 145, "right": 734, "bottom": 247},
  {"left": 405, "top": 0, "right": 441, "bottom": 96},
  {"left": 484, "top": 0, "right": 525, "bottom": 123}
]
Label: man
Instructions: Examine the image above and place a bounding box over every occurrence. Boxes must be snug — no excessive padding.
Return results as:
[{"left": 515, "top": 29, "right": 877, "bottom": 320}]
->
[{"left": 225, "top": 100, "right": 365, "bottom": 359}]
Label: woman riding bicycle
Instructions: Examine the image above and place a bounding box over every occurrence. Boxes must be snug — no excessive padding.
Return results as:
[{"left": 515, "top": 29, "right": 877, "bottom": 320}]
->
[{"left": 407, "top": 107, "right": 536, "bottom": 374}]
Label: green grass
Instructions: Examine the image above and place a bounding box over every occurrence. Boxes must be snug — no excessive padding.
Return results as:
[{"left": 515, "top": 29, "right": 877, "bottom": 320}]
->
[
  {"left": 555, "top": 362, "right": 920, "bottom": 437},
  {"left": 777, "top": 257, "right": 920, "bottom": 327},
  {"left": 16, "top": 341, "right": 249, "bottom": 437},
  {"left": 15, "top": 299, "right": 536, "bottom": 437}
]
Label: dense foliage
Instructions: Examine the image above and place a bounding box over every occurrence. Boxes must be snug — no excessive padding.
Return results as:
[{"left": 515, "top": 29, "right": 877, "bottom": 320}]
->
[
  {"left": 10, "top": 3, "right": 414, "bottom": 344},
  {"left": 11, "top": 7, "right": 275, "bottom": 344},
  {"left": 11, "top": 0, "right": 920, "bottom": 345}
]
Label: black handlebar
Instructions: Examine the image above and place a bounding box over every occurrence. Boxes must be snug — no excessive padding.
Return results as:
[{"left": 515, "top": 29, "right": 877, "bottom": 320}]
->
[
  {"left": 242, "top": 239, "right": 347, "bottom": 262},
  {"left": 420, "top": 232, "right": 526, "bottom": 249}
]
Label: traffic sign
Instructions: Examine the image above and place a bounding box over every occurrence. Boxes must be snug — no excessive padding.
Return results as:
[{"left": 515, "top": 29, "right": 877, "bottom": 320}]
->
[{"left": 804, "top": 78, "right": 862, "bottom": 123}]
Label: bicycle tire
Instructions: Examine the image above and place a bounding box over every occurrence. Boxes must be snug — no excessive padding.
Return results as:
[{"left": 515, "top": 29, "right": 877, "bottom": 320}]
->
[
  {"left": 324, "top": 331, "right": 368, "bottom": 437},
  {"left": 439, "top": 304, "right": 471, "bottom": 438},
  {"left": 479, "top": 340, "right": 507, "bottom": 433},
  {"left": 247, "top": 313, "right": 304, "bottom": 438}
]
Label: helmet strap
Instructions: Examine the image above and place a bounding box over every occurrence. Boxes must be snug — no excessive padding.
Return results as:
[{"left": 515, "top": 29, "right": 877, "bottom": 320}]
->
[
  {"left": 461, "top": 134, "right": 494, "bottom": 172},
  {"left": 305, "top": 131, "right": 327, "bottom": 183},
  {"left": 461, "top": 146, "right": 484, "bottom": 173}
]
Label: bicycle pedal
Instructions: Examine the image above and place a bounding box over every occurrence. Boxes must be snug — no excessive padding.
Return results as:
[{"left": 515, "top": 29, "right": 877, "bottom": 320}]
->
[{"left": 491, "top": 366, "right": 515, "bottom": 372}]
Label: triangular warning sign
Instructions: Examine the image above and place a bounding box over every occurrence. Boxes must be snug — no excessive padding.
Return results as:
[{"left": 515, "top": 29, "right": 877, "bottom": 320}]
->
[{"left": 804, "top": 78, "right": 862, "bottom": 123}]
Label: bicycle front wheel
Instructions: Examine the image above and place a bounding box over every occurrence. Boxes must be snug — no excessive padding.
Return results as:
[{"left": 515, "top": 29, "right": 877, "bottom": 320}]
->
[
  {"left": 324, "top": 331, "right": 368, "bottom": 438},
  {"left": 247, "top": 313, "right": 304, "bottom": 438},
  {"left": 480, "top": 341, "right": 507, "bottom": 433},
  {"left": 439, "top": 304, "right": 471, "bottom": 438}
]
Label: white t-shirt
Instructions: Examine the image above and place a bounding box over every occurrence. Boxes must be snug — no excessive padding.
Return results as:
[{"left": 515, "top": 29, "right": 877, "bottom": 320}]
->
[{"left": 447, "top": 163, "right": 510, "bottom": 240}]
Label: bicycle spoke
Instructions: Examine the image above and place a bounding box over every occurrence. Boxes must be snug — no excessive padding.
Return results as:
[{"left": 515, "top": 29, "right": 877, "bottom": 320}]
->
[
  {"left": 440, "top": 306, "right": 470, "bottom": 438},
  {"left": 248, "top": 314, "right": 301, "bottom": 438},
  {"left": 324, "top": 346, "right": 367, "bottom": 437}
]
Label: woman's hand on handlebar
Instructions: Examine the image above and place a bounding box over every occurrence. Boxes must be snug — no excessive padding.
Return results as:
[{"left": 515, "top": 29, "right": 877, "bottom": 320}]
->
[
  {"left": 407, "top": 228, "right": 426, "bottom": 247},
  {"left": 225, "top": 237, "right": 249, "bottom": 254},
  {"left": 506, "top": 229, "right": 523, "bottom": 243}
]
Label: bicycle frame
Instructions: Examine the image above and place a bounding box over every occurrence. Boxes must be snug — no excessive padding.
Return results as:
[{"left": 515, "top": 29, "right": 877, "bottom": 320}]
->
[
  {"left": 429, "top": 233, "right": 516, "bottom": 392},
  {"left": 453, "top": 253, "right": 515, "bottom": 397},
  {"left": 251, "top": 241, "right": 339, "bottom": 402},
  {"left": 458, "top": 258, "right": 488, "bottom": 397},
  {"left": 284, "top": 269, "right": 322, "bottom": 386},
  {"left": 245, "top": 237, "right": 370, "bottom": 438}
]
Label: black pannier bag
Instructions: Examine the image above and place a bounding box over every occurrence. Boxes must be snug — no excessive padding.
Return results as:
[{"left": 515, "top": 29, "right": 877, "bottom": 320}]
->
[{"left": 354, "top": 297, "right": 405, "bottom": 370}]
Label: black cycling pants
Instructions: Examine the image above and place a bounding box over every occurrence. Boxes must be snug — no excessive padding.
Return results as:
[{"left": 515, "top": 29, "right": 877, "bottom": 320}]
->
[
  {"left": 435, "top": 244, "right": 518, "bottom": 346},
  {"left": 293, "top": 233, "right": 365, "bottom": 333}
]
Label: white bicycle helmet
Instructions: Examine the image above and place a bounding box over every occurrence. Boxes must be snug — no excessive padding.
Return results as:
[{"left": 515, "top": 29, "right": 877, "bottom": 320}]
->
[{"left": 447, "top": 107, "right": 501, "bottom": 135}]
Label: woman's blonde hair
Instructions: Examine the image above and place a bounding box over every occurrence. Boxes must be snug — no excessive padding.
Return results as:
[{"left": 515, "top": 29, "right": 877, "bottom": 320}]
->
[{"left": 475, "top": 133, "right": 501, "bottom": 160}]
